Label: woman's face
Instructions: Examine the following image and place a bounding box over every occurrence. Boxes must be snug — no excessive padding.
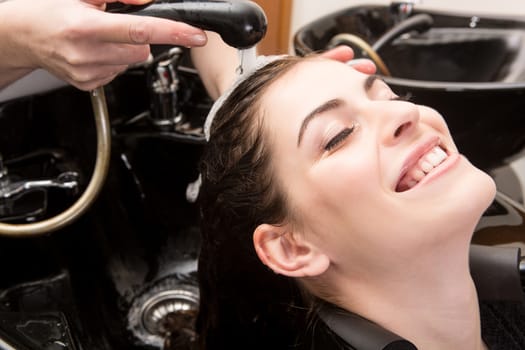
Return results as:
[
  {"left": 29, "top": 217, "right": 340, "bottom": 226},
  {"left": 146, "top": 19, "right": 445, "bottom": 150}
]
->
[{"left": 260, "top": 58, "right": 496, "bottom": 273}]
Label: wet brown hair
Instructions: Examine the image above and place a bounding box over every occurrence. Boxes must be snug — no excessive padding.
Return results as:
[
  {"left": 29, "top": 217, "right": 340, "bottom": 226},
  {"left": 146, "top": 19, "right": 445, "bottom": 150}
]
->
[{"left": 197, "top": 56, "right": 312, "bottom": 349}]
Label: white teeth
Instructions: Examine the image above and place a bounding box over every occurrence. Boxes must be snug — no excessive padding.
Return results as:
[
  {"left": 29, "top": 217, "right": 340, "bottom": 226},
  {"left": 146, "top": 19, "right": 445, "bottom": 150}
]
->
[
  {"left": 410, "top": 168, "right": 426, "bottom": 181},
  {"left": 418, "top": 159, "right": 433, "bottom": 173},
  {"left": 407, "top": 179, "right": 418, "bottom": 189},
  {"left": 424, "top": 146, "right": 447, "bottom": 166},
  {"left": 396, "top": 145, "right": 449, "bottom": 192}
]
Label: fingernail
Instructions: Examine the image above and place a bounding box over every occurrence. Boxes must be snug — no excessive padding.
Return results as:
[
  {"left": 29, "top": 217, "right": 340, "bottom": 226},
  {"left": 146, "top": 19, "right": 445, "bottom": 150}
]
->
[{"left": 190, "top": 34, "right": 207, "bottom": 46}]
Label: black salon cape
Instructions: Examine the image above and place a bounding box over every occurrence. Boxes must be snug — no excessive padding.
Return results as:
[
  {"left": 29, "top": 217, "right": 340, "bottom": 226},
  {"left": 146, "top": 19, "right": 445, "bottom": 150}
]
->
[
  {"left": 480, "top": 301, "right": 525, "bottom": 349},
  {"left": 308, "top": 300, "right": 525, "bottom": 350}
]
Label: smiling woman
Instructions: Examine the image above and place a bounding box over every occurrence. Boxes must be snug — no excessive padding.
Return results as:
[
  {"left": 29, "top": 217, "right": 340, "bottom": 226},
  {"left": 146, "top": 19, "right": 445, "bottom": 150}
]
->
[{"left": 196, "top": 55, "right": 514, "bottom": 350}]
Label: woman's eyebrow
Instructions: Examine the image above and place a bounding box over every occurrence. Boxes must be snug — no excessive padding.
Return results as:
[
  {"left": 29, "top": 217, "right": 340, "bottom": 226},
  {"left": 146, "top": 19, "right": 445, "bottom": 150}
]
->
[
  {"left": 364, "top": 74, "right": 382, "bottom": 91},
  {"left": 297, "top": 98, "right": 344, "bottom": 147}
]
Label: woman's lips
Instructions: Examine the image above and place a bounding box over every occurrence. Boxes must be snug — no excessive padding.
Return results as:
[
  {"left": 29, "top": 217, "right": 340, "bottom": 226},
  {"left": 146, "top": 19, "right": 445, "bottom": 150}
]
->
[
  {"left": 396, "top": 145, "right": 448, "bottom": 192},
  {"left": 396, "top": 149, "right": 460, "bottom": 192},
  {"left": 415, "top": 152, "right": 460, "bottom": 189}
]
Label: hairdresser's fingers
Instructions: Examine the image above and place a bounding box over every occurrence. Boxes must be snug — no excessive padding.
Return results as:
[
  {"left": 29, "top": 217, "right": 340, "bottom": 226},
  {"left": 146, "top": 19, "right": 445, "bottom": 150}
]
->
[
  {"left": 73, "top": 71, "right": 121, "bottom": 91},
  {"left": 347, "top": 59, "right": 377, "bottom": 75},
  {"left": 93, "top": 11, "right": 207, "bottom": 47},
  {"left": 72, "top": 73, "right": 119, "bottom": 91},
  {"left": 321, "top": 45, "right": 355, "bottom": 62},
  {"left": 70, "top": 42, "right": 150, "bottom": 66},
  {"left": 58, "top": 63, "right": 128, "bottom": 90},
  {"left": 83, "top": 0, "right": 152, "bottom": 6},
  {"left": 81, "top": 0, "right": 207, "bottom": 47},
  {"left": 322, "top": 46, "right": 377, "bottom": 74}
]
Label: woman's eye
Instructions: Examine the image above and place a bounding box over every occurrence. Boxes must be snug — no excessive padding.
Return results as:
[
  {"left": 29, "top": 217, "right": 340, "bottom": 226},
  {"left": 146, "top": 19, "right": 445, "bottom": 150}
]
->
[
  {"left": 324, "top": 126, "right": 355, "bottom": 151},
  {"left": 390, "top": 92, "right": 412, "bottom": 102}
]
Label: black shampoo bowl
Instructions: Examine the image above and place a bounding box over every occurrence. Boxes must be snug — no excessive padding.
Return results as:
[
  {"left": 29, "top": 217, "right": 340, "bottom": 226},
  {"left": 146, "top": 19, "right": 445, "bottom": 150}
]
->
[{"left": 294, "top": 6, "right": 525, "bottom": 172}]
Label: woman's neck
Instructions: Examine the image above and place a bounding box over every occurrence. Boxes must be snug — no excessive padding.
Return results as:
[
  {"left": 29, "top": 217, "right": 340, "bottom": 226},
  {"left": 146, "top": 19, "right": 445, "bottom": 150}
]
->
[{"left": 332, "top": 239, "right": 486, "bottom": 350}]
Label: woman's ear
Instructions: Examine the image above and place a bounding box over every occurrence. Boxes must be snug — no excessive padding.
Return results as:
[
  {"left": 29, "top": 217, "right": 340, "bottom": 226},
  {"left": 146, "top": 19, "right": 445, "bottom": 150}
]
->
[{"left": 253, "top": 223, "right": 329, "bottom": 277}]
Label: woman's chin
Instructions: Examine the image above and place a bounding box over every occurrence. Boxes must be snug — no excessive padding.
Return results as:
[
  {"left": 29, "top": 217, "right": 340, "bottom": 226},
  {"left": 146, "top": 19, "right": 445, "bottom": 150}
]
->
[
  {"left": 453, "top": 160, "right": 497, "bottom": 224},
  {"left": 423, "top": 156, "right": 496, "bottom": 231}
]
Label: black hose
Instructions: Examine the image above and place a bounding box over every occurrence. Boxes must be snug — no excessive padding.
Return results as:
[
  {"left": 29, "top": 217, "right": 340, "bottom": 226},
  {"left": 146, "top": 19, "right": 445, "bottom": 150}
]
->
[{"left": 372, "top": 13, "right": 433, "bottom": 52}]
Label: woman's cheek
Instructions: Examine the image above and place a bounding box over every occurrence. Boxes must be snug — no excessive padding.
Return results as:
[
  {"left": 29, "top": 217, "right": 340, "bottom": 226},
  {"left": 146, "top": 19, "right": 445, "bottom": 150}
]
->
[
  {"left": 319, "top": 151, "right": 377, "bottom": 195},
  {"left": 419, "top": 107, "right": 454, "bottom": 139}
]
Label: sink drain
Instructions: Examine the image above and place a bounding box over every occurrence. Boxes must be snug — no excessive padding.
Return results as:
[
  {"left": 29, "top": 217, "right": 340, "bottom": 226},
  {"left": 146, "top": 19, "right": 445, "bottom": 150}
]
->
[{"left": 128, "top": 279, "right": 199, "bottom": 348}]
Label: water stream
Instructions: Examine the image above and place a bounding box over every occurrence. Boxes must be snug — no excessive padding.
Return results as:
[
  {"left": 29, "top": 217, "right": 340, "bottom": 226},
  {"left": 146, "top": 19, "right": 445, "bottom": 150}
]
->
[{"left": 236, "top": 47, "right": 257, "bottom": 76}]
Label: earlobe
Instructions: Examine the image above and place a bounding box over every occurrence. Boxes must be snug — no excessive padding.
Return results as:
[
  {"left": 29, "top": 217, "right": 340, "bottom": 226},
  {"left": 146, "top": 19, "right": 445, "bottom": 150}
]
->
[{"left": 253, "top": 223, "right": 330, "bottom": 277}]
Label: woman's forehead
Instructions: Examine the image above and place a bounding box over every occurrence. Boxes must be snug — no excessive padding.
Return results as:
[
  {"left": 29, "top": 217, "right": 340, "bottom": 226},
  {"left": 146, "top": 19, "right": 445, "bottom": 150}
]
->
[
  {"left": 260, "top": 59, "right": 367, "bottom": 120},
  {"left": 269, "top": 58, "right": 366, "bottom": 96}
]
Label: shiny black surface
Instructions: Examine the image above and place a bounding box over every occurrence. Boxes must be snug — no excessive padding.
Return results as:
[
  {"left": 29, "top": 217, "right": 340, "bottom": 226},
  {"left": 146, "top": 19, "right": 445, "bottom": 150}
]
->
[{"left": 0, "top": 52, "right": 207, "bottom": 349}]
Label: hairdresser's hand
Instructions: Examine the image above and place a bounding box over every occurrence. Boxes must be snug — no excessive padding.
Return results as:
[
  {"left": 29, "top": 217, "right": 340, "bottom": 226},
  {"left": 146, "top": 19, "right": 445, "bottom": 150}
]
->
[
  {"left": 0, "top": 0, "right": 207, "bottom": 91},
  {"left": 321, "top": 46, "right": 376, "bottom": 75}
]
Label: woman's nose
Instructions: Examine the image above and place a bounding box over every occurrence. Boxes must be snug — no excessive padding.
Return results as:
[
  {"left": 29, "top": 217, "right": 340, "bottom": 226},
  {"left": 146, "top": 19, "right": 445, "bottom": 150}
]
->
[{"left": 376, "top": 101, "right": 420, "bottom": 146}]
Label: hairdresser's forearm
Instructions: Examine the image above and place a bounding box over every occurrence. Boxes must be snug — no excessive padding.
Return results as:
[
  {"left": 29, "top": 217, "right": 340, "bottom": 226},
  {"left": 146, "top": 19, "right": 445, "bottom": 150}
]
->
[
  {"left": 0, "top": 69, "right": 34, "bottom": 90},
  {"left": 191, "top": 31, "right": 240, "bottom": 100},
  {"left": 0, "top": 1, "right": 36, "bottom": 89}
]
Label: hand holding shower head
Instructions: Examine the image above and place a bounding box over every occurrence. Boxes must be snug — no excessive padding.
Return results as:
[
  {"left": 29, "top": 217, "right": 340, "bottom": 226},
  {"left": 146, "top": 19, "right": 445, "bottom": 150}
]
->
[{"left": 128, "top": 1, "right": 268, "bottom": 49}]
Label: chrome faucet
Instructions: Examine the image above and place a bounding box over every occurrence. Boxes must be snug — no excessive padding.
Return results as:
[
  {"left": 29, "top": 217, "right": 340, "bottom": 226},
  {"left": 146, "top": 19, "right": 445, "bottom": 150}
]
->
[
  {"left": 0, "top": 172, "right": 79, "bottom": 200},
  {"left": 0, "top": 153, "right": 79, "bottom": 221},
  {"left": 149, "top": 47, "right": 183, "bottom": 130}
]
